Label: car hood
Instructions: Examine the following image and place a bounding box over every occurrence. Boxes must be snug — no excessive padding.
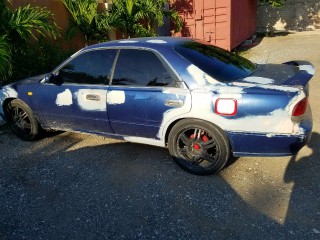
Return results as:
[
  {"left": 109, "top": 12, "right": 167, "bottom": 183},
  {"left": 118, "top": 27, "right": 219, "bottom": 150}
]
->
[{"left": 242, "top": 61, "right": 315, "bottom": 88}]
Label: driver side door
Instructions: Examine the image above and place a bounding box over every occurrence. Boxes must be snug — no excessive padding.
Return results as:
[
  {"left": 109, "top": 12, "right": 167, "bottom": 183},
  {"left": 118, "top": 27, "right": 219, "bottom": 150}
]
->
[{"left": 35, "top": 49, "right": 118, "bottom": 134}]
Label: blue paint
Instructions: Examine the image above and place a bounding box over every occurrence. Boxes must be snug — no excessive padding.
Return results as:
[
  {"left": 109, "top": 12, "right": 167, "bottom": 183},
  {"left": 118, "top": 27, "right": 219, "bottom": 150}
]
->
[
  {"left": 0, "top": 37, "right": 315, "bottom": 158},
  {"left": 229, "top": 131, "right": 311, "bottom": 156},
  {"left": 107, "top": 86, "right": 187, "bottom": 138},
  {"left": 35, "top": 83, "right": 113, "bottom": 133},
  {"left": 229, "top": 106, "right": 312, "bottom": 156},
  {"left": 212, "top": 86, "right": 294, "bottom": 119},
  {"left": 283, "top": 60, "right": 314, "bottom": 89}
]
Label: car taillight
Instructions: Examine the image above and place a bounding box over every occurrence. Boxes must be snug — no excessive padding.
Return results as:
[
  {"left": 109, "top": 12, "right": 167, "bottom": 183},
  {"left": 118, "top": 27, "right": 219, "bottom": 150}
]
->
[{"left": 292, "top": 97, "right": 308, "bottom": 117}]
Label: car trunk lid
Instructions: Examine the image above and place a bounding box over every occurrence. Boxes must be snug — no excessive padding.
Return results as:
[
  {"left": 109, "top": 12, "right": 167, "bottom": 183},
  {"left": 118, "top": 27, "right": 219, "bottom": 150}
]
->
[{"left": 243, "top": 61, "right": 315, "bottom": 94}]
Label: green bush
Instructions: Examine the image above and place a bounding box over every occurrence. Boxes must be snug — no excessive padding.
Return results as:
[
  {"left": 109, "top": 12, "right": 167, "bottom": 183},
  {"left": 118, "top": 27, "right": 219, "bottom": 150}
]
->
[
  {"left": 260, "top": 0, "right": 286, "bottom": 7},
  {"left": 0, "top": 0, "right": 59, "bottom": 84},
  {"left": 8, "top": 39, "right": 74, "bottom": 84}
]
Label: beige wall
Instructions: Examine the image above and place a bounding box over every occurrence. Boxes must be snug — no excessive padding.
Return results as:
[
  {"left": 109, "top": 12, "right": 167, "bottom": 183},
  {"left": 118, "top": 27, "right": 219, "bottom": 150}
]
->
[{"left": 257, "top": 0, "right": 320, "bottom": 32}]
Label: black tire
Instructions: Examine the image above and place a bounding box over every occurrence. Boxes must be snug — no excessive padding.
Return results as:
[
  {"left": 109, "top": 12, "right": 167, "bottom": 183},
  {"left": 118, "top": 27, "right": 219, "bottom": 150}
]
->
[
  {"left": 6, "top": 99, "right": 42, "bottom": 141},
  {"left": 168, "top": 119, "right": 230, "bottom": 175}
]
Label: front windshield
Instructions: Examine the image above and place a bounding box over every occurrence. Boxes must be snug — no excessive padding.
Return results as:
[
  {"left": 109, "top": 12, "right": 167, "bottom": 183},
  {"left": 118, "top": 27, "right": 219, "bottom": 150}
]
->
[{"left": 174, "top": 41, "right": 256, "bottom": 82}]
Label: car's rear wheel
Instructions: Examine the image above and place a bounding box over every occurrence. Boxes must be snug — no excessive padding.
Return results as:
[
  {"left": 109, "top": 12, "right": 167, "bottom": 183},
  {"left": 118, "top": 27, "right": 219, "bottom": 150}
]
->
[
  {"left": 168, "top": 119, "right": 230, "bottom": 175},
  {"left": 6, "top": 99, "right": 42, "bottom": 141}
]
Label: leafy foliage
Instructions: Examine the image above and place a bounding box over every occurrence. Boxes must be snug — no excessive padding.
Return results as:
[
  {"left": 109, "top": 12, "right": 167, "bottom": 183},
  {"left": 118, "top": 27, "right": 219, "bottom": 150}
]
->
[
  {"left": 0, "top": 35, "right": 11, "bottom": 82},
  {"left": 260, "top": 0, "right": 286, "bottom": 7},
  {"left": 62, "top": 0, "right": 114, "bottom": 45},
  {"left": 10, "top": 39, "right": 73, "bottom": 83},
  {"left": 1, "top": 6, "right": 58, "bottom": 43},
  {"left": 0, "top": 0, "right": 58, "bottom": 84},
  {"left": 109, "top": 0, "right": 182, "bottom": 38}
]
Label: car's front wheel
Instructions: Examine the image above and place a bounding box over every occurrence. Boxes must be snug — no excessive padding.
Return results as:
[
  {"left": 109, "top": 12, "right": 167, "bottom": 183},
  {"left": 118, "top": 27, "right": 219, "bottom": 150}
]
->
[
  {"left": 168, "top": 119, "right": 230, "bottom": 175},
  {"left": 6, "top": 99, "right": 42, "bottom": 141}
]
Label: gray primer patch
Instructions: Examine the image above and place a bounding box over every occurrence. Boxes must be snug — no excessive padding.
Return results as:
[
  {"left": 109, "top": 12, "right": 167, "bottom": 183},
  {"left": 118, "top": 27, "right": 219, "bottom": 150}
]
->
[
  {"left": 107, "top": 90, "right": 125, "bottom": 105},
  {"left": 56, "top": 89, "right": 73, "bottom": 106},
  {"left": 243, "top": 76, "right": 275, "bottom": 84},
  {"left": 75, "top": 89, "right": 107, "bottom": 111},
  {"left": 0, "top": 86, "right": 18, "bottom": 114},
  {"left": 187, "top": 64, "right": 219, "bottom": 86},
  {"left": 146, "top": 39, "right": 167, "bottom": 44},
  {"left": 299, "top": 64, "right": 315, "bottom": 75},
  {"left": 119, "top": 40, "right": 138, "bottom": 43}
]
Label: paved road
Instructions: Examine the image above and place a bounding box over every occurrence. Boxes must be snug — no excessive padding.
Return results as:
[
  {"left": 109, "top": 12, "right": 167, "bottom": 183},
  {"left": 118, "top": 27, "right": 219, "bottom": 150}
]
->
[{"left": 1, "top": 31, "right": 320, "bottom": 239}]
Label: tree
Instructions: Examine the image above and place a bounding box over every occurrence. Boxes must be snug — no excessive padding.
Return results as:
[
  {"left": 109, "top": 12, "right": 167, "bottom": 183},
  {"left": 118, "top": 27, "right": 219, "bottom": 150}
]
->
[
  {"left": 62, "top": 0, "right": 115, "bottom": 46},
  {"left": 260, "top": 0, "right": 286, "bottom": 7},
  {"left": 0, "top": 0, "right": 58, "bottom": 83},
  {"left": 109, "top": 0, "right": 182, "bottom": 38}
]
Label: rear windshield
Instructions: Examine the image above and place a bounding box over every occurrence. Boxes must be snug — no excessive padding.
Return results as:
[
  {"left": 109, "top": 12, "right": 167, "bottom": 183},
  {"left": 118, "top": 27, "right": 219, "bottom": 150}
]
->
[{"left": 174, "top": 41, "right": 256, "bottom": 82}]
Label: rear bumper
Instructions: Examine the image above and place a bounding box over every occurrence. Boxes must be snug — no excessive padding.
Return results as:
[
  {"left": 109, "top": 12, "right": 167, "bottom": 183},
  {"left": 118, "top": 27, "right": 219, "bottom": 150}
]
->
[
  {"left": 228, "top": 131, "right": 312, "bottom": 157},
  {"left": 228, "top": 107, "right": 313, "bottom": 157}
]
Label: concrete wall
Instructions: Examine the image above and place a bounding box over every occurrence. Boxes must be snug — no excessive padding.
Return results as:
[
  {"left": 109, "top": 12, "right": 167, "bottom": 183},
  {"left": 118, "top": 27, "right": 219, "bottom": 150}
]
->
[{"left": 257, "top": 0, "right": 320, "bottom": 32}]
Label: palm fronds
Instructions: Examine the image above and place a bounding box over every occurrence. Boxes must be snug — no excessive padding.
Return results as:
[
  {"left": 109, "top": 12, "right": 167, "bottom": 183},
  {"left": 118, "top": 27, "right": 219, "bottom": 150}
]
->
[
  {"left": 6, "top": 4, "right": 58, "bottom": 42},
  {"left": 109, "top": 0, "right": 182, "bottom": 38},
  {"left": 0, "top": 35, "right": 11, "bottom": 82},
  {"left": 62, "top": 0, "right": 112, "bottom": 45},
  {"left": 0, "top": 0, "right": 59, "bottom": 84}
]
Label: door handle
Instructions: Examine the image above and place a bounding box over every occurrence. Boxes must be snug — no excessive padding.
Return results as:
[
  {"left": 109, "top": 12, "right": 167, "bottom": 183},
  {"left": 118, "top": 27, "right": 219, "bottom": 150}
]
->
[
  {"left": 165, "top": 99, "right": 184, "bottom": 107},
  {"left": 86, "top": 94, "right": 101, "bottom": 101}
]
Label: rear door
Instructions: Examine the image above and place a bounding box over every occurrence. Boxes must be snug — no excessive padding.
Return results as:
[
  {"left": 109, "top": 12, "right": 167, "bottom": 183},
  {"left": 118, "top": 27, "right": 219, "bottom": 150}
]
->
[
  {"left": 107, "top": 48, "right": 190, "bottom": 139},
  {"left": 36, "top": 49, "right": 117, "bottom": 133}
]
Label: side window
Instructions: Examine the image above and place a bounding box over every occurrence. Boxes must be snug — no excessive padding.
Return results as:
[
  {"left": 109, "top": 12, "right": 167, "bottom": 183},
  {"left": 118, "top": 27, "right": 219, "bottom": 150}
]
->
[
  {"left": 59, "top": 49, "right": 117, "bottom": 85},
  {"left": 112, "top": 49, "right": 174, "bottom": 87}
]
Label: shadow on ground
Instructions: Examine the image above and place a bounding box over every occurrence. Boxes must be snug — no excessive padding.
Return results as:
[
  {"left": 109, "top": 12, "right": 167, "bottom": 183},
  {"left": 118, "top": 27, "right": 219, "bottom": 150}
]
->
[
  {"left": 0, "top": 128, "right": 319, "bottom": 239},
  {"left": 283, "top": 132, "right": 320, "bottom": 235}
]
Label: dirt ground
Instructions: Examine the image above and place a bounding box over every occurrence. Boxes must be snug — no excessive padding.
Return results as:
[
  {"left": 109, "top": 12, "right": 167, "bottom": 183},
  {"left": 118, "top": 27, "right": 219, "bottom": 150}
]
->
[
  {"left": 226, "top": 30, "right": 320, "bottom": 235},
  {"left": 0, "top": 31, "right": 319, "bottom": 239}
]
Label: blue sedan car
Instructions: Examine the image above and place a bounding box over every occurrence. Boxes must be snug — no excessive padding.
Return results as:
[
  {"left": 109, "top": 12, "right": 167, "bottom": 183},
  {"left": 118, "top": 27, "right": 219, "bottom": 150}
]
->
[{"left": 0, "top": 37, "right": 314, "bottom": 174}]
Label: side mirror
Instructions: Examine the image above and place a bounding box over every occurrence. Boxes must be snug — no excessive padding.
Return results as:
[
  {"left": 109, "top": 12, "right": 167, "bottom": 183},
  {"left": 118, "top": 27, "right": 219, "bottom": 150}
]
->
[{"left": 49, "top": 73, "right": 63, "bottom": 85}]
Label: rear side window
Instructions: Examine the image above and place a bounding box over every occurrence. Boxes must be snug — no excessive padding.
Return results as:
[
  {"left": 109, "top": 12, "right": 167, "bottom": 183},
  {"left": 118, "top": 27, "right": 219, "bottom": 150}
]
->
[
  {"left": 174, "top": 41, "right": 256, "bottom": 82},
  {"left": 59, "top": 49, "right": 117, "bottom": 85},
  {"left": 112, "top": 49, "right": 174, "bottom": 87}
]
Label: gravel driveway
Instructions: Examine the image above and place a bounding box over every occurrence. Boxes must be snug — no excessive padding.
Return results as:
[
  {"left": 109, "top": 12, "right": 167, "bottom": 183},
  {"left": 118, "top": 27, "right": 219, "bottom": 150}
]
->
[{"left": 1, "top": 31, "right": 320, "bottom": 239}]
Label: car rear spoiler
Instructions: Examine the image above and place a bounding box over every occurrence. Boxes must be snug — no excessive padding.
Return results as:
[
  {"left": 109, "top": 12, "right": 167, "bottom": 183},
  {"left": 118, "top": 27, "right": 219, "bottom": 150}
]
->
[{"left": 282, "top": 61, "right": 315, "bottom": 87}]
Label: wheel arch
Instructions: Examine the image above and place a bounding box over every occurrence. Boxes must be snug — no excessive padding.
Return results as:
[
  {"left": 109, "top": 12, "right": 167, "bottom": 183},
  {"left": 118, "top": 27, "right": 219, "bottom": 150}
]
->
[
  {"left": 3, "top": 98, "right": 43, "bottom": 140},
  {"left": 166, "top": 117, "right": 233, "bottom": 175},
  {"left": 164, "top": 118, "right": 182, "bottom": 145},
  {"left": 2, "top": 98, "right": 17, "bottom": 120},
  {"left": 2, "top": 98, "right": 43, "bottom": 127},
  {"left": 165, "top": 117, "right": 234, "bottom": 152}
]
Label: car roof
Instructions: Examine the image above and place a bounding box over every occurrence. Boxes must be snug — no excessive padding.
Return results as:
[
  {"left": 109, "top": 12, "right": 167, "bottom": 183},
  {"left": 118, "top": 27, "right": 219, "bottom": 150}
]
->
[{"left": 84, "top": 37, "right": 193, "bottom": 51}]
